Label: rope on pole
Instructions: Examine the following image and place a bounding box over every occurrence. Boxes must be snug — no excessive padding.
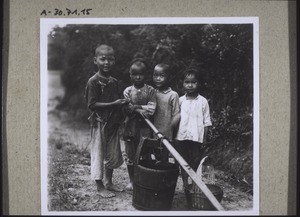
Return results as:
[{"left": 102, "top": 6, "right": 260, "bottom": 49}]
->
[{"left": 143, "top": 118, "right": 225, "bottom": 211}]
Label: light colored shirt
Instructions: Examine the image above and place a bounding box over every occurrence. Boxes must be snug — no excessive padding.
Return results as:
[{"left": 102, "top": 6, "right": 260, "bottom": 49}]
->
[
  {"left": 176, "top": 94, "right": 212, "bottom": 143},
  {"left": 153, "top": 88, "right": 180, "bottom": 141}
]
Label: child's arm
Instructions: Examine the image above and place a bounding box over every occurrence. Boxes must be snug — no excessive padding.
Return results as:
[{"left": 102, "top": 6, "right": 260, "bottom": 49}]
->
[
  {"left": 123, "top": 86, "right": 156, "bottom": 118},
  {"left": 170, "top": 93, "right": 181, "bottom": 138},
  {"left": 122, "top": 87, "right": 143, "bottom": 115},
  {"left": 86, "top": 80, "right": 129, "bottom": 111},
  {"left": 141, "top": 87, "right": 157, "bottom": 116},
  {"left": 203, "top": 98, "right": 212, "bottom": 143},
  {"left": 90, "top": 99, "right": 128, "bottom": 110},
  {"left": 203, "top": 126, "right": 209, "bottom": 143},
  {"left": 203, "top": 99, "right": 212, "bottom": 127},
  {"left": 171, "top": 113, "right": 180, "bottom": 129}
]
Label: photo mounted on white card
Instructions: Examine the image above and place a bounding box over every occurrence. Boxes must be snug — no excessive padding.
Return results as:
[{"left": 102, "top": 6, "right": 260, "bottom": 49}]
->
[{"left": 40, "top": 17, "right": 259, "bottom": 215}]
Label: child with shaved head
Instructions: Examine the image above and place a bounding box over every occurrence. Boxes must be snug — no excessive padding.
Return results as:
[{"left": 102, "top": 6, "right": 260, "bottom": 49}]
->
[
  {"left": 85, "top": 44, "right": 129, "bottom": 198},
  {"left": 152, "top": 63, "right": 180, "bottom": 162}
]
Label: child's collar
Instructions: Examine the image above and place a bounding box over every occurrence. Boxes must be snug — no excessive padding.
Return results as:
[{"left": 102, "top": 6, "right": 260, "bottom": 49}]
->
[
  {"left": 96, "top": 71, "right": 110, "bottom": 79},
  {"left": 96, "top": 72, "right": 111, "bottom": 80},
  {"left": 157, "top": 87, "right": 171, "bottom": 94},
  {"left": 185, "top": 93, "right": 200, "bottom": 100},
  {"left": 133, "top": 84, "right": 145, "bottom": 89}
]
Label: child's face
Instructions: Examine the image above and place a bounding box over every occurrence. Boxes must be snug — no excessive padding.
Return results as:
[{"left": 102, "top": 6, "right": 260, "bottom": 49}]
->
[
  {"left": 94, "top": 47, "right": 115, "bottom": 74},
  {"left": 183, "top": 74, "right": 199, "bottom": 94},
  {"left": 130, "top": 65, "right": 145, "bottom": 87},
  {"left": 153, "top": 66, "right": 168, "bottom": 89}
]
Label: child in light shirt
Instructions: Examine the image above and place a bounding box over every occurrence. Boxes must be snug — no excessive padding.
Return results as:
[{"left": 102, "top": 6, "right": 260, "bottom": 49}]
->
[{"left": 175, "top": 68, "right": 212, "bottom": 190}]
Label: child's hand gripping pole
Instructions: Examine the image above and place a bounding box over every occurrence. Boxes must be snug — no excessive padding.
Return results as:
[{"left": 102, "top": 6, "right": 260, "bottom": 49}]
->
[{"left": 142, "top": 117, "right": 225, "bottom": 211}]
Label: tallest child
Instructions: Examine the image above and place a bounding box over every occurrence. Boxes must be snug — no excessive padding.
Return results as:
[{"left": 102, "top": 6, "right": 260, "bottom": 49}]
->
[{"left": 85, "top": 45, "right": 128, "bottom": 198}]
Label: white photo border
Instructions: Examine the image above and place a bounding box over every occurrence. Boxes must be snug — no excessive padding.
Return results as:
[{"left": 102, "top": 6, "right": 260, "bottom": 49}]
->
[{"left": 40, "top": 17, "right": 259, "bottom": 216}]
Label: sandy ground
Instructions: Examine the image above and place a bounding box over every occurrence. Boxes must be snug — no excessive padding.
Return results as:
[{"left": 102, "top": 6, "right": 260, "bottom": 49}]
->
[{"left": 46, "top": 70, "right": 253, "bottom": 213}]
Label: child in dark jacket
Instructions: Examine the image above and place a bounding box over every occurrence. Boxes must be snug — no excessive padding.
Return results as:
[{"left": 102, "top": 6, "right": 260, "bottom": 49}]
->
[{"left": 85, "top": 44, "right": 128, "bottom": 198}]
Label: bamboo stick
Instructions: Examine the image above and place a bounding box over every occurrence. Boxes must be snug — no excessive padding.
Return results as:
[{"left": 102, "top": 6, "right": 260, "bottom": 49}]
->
[{"left": 143, "top": 118, "right": 225, "bottom": 211}]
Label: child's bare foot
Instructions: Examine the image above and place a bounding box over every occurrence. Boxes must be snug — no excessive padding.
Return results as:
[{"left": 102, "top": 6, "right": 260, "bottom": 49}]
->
[
  {"left": 96, "top": 180, "right": 115, "bottom": 197},
  {"left": 98, "top": 188, "right": 116, "bottom": 198},
  {"left": 124, "top": 182, "right": 133, "bottom": 191},
  {"left": 105, "top": 183, "right": 124, "bottom": 192}
]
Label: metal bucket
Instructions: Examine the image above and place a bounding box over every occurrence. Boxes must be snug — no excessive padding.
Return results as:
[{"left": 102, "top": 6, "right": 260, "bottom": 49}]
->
[
  {"left": 132, "top": 138, "right": 179, "bottom": 211},
  {"left": 185, "top": 184, "right": 223, "bottom": 210}
]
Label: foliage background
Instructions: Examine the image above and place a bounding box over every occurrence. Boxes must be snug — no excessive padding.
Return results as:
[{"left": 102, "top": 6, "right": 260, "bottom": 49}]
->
[{"left": 48, "top": 24, "right": 254, "bottom": 191}]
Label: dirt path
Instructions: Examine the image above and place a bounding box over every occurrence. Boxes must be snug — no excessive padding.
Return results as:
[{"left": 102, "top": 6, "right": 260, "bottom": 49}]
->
[
  {"left": 47, "top": 110, "right": 253, "bottom": 212},
  {"left": 47, "top": 70, "right": 253, "bottom": 212}
]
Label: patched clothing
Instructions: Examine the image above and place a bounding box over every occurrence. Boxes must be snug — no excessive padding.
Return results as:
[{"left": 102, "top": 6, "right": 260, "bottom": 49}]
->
[
  {"left": 122, "top": 84, "right": 157, "bottom": 165},
  {"left": 85, "top": 73, "right": 124, "bottom": 180},
  {"left": 85, "top": 73, "right": 124, "bottom": 127}
]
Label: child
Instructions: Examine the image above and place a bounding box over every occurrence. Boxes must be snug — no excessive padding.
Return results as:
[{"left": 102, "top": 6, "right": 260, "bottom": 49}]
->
[
  {"left": 175, "top": 68, "right": 212, "bottom": 190},
  {"left": 122, "top": 59, "right": 157, "bottom": 190},
  {"left": 85, "top": 44, "right": 128, "bottom": 198},
  {"left": 152, "top": 63, "right": 180, "bottom": 162}
]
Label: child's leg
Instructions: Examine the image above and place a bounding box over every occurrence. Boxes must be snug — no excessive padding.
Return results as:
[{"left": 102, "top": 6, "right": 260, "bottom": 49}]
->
[
  {"left": 124, "top": 138, "right": 135, "bottom": 190},
  {"left": 90, "top": 124, "right": 115, "bottom": 197},
  {"left": 96, "top": 179, "right": 116, "bottom": 198},
  {"left": 189, "top": 141, "right": 204, "bottom": 191},
  {"left": 176, "top": 140, "right": 190, "bottom": 190},
  {"left": 181, "top": 167, "right": 189, "bottom": 190},
  {"left": 104, "top": 168, "right": 123, "bottom": 192},
  {"left": 172, "top": 140, "right": 180, "bottom": 166},
  {"left": 190, "top": 142, "right": 204, "bottom": 171},
  {"left": 125, "top": 165, "right": 134, "bottom": 190}
]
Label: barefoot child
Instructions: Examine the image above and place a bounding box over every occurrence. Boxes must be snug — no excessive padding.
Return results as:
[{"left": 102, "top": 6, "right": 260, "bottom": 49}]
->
[
  {"left": 152, "top": 63, "right": 180, "bottom": 162},
  {"left": 85, "top": 44, "right": 128, "bottom": 198},
  {"left": 122, "top": 59, "right": 157, "bottom": 190},
  {"left": 175, "top": 68, "right": 212, "bottom": 190}
]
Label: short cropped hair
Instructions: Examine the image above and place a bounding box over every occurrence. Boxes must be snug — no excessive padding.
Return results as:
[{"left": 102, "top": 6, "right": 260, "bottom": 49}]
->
[
  {"left": 155, "top": 63, "right": 171, "bottom": 77},
  {"left": 94, "top": 44, "right": 114, "bottom": 56}
]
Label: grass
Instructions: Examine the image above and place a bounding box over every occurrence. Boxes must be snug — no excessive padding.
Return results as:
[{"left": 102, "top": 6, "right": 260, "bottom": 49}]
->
[{"left": 48, "top": 134, "right": 91, "bottom": 211}]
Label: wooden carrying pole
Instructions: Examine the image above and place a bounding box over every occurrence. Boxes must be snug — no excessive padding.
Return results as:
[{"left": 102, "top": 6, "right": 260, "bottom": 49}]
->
[{"left": 143, "top": 118, "right": 225, "bottom": 211}]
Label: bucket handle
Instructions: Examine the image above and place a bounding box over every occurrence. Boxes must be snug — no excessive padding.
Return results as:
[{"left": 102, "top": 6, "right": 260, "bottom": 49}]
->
[{"left": 134, "top": 137, "right": 161, "bottom": 166}]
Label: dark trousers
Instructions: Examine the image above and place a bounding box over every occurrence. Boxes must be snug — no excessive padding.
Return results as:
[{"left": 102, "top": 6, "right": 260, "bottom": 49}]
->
[{"left": 175, "top": 140, "right": 204, "bottom": 171}]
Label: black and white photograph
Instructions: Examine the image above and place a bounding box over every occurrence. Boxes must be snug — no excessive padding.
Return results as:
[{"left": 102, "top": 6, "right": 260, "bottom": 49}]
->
[{"left": 40, "top": 17, "right": 259, "bottom": 215}]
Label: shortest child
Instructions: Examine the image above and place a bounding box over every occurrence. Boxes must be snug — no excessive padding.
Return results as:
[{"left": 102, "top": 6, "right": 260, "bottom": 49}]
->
[
  {"left": 122, "top": 59, "right": 157, "bottom": 190},
  {"left": 175, "top": 68, "right": 212, "bottom": 190},
  {"left": 153, "top": 63, "right": 180, "bottom": 162}
]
